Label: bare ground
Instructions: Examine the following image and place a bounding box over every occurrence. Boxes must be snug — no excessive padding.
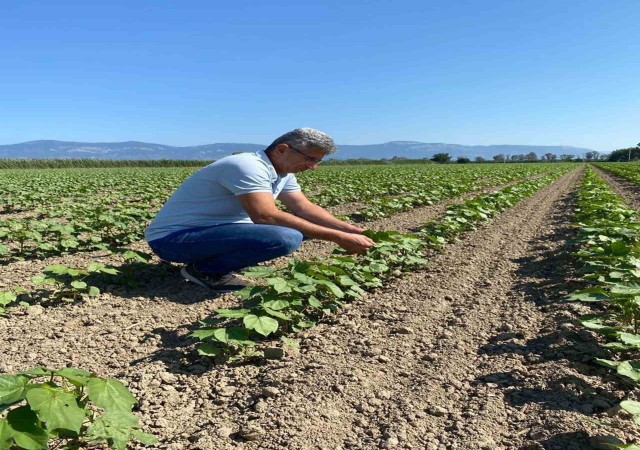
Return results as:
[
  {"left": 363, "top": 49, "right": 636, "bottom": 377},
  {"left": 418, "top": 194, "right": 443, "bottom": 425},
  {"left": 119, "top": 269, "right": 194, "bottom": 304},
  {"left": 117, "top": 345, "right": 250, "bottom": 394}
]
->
[{"left": 3, "top": 167, "right": 637, "bottom": 449}]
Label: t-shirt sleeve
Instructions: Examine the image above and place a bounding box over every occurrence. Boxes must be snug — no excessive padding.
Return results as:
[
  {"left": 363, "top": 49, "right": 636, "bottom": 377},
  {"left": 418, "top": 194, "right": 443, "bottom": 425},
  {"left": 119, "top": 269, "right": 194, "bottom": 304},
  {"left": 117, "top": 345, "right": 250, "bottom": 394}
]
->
[
  {"left": 218, "top": 159, "right": 273, "bottom": 195},
  {"left": 281, "top": 174, "right": 301, "bottom": 192}
]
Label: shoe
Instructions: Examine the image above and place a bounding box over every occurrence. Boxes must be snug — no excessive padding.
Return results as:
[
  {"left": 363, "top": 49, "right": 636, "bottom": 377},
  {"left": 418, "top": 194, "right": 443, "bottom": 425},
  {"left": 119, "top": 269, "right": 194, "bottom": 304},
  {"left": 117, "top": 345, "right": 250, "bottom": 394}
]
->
[{"left": 180, "top": 264, "right": 247, "bottom": 291}]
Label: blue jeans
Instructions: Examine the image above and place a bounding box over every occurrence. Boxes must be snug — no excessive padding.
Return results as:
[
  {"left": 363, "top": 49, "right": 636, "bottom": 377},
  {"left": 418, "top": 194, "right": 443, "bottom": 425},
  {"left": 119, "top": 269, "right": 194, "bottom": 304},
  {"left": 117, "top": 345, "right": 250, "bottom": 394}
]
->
[{"left": 148, "top": 223, "right": 304, "bottom": 275}]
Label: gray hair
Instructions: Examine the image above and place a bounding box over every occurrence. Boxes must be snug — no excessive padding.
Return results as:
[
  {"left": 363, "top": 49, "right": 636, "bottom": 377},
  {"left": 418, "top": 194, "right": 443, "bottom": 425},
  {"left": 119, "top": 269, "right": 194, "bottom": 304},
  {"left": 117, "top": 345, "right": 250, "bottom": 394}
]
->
[{"left": 266, "top": 128, "right": 336, "bottom": 154}]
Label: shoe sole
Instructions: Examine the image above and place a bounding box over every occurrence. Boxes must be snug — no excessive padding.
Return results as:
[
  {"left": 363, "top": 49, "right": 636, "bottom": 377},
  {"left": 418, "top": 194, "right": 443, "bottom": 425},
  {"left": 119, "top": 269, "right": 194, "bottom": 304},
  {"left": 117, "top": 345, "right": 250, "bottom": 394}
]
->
[
  {"left": 180, "top": 266, "right": 211, "bottom": 289},
  {"left": 180, "top": 266, "right": 245, "bottom": 292}
]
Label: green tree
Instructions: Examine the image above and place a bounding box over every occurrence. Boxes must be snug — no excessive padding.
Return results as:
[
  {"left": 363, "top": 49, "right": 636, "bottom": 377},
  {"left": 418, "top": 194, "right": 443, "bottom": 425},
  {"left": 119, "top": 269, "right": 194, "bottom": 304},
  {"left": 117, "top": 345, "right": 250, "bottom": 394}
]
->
[
  {"left": 456, "top": 157, "right": 470, "bottom": 164},
  {"left": 430, "top": 153, "right": 451, "bottom": 164}
]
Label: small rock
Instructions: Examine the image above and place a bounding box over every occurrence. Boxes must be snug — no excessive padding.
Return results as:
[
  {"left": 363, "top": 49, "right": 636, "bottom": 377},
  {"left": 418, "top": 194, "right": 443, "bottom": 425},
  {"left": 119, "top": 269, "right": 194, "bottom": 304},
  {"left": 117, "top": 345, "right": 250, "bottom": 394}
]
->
[
  {"left": 27, "top": 305, "right": 45, "bottom": 316},
  {"left": 217, "top": 386, "right": 236, "bottom": 397},
  {"left": 528, "top": 430, "right": 545, "bottom": 440},
  {"left": 377, "top": 355, "right": 390, "bottom": 363},
  {"left": 427, "top": 406, "right": 448, "bottom": 417},
  {"left": 385, "top": 436, "right": 399, "bottom": 448},
  {"left": 240, "top": 424, "right": 264, "bottom": 441},
  {"left": 152, "top": 418, "right": 170, "bottom": 428},
  {"left": 495, "top": 332, "right": 517, "bottom": 341},
  {"left": 262, "top": 386, "right": 280, "bottom": 398},
  {"left": 263, "top": 347, "right": 285, "bottom": 360},
  {"left": 160, "top": 372, "right": 178, "bottom": 384},
  {"left": 394, "top": 327, "right": 414, "bottom": 335},
  {"left": 254, "top": 400, "right": 268, "bottom": 412},
  {"left": 218, "top": 426, "right": 234, "bottom": 438}
]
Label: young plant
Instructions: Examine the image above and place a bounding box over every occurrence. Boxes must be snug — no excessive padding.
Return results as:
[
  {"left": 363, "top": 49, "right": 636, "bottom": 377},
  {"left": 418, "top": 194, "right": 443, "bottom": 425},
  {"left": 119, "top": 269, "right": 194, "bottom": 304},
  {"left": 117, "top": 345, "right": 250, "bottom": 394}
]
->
[
  {"left": 0, "top": 367, "right": 156, "bottom": 450},
  {"left": 32, "top": 263, "right": 118, "bottom": 302}
]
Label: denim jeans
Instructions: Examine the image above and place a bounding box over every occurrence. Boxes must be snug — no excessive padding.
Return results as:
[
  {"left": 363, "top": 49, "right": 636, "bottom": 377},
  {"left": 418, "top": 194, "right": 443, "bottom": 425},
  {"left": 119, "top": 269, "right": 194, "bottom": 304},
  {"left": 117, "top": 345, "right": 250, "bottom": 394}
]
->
[{"left": 147, "top": 223, "right": 304, "bottom": 275}]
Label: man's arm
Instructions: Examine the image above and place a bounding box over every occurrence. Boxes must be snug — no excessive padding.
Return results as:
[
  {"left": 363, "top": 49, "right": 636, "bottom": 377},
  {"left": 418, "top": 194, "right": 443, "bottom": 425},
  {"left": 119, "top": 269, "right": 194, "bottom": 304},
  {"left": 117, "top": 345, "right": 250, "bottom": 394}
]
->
[
  {"left": 236, "top": 192, "right": 374, "bottom": 253},
  {"left": 278, "top": 190, "right": 364, "bottom": 233}
]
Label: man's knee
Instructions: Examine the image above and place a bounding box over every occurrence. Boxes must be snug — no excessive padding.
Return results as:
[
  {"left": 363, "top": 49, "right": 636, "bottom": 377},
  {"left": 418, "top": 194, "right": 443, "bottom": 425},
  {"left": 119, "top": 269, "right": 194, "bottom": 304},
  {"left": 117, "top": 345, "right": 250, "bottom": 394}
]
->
[{"left": 274, "top": 227, "right": 304, "bottom": 254}]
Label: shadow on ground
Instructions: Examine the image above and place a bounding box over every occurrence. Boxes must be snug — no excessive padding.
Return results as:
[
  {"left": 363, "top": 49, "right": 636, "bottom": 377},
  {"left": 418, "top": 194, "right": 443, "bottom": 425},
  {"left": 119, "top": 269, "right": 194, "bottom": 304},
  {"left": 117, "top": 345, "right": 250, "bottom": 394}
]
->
[{"left": 474, "top": 191, "right": 626, "bottom": 449}]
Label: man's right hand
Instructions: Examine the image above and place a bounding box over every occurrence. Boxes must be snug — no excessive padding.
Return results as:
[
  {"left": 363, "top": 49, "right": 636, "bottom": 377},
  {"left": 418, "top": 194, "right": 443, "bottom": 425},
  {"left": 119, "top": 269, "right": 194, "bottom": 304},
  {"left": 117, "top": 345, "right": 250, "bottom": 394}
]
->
[{"left": 335, "top": 232, "right": 375, "bottom": 254}]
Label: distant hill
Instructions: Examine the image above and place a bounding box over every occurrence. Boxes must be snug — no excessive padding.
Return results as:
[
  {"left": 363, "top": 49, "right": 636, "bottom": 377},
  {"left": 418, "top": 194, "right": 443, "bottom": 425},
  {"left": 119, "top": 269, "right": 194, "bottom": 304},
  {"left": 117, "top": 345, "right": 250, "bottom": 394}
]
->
[{"left": 0, "top": 140, "right": 594, "bottom": 160}]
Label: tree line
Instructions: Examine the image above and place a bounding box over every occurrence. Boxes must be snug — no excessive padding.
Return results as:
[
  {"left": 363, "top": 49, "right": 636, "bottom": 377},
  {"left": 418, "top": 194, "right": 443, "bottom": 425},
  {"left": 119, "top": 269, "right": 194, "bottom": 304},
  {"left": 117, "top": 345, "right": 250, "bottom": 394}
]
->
[{"left": 607, "top": 143, "right": 640, "bottom": 162}]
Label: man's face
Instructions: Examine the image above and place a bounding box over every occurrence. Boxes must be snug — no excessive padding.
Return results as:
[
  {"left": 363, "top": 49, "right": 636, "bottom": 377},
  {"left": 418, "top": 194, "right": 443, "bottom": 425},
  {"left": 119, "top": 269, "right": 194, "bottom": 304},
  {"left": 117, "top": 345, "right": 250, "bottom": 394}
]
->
[{"left": 274, "top": 144, "right": 326, "bottom": 174}]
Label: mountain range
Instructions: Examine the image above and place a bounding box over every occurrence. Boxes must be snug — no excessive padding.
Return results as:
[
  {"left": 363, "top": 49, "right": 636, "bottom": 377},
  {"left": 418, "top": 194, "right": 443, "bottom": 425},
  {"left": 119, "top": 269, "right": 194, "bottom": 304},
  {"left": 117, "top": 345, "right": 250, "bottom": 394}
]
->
[{"left": 0, "top": 140, "right": 594, "bottom": 160}]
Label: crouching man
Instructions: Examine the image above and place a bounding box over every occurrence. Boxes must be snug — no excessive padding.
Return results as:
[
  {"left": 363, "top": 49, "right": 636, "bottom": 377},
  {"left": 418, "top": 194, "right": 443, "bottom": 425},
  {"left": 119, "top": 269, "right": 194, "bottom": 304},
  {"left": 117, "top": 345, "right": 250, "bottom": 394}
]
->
[{"left": 144, "top": 128, "right": 374, "bottom": 290}]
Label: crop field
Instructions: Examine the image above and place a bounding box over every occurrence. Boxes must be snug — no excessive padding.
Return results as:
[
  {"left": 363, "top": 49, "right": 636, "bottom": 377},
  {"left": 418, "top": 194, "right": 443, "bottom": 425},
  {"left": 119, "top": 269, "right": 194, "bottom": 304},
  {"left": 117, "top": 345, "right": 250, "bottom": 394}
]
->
[{"left": 4, "top": 161, "right": 640, "bottom": 449}]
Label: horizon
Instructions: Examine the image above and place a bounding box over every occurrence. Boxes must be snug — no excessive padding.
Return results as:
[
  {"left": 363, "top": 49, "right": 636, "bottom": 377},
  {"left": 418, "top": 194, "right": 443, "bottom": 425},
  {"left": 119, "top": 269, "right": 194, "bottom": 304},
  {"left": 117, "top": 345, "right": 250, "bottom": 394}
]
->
[
  {"left": 1, "top": 138, "right": 597, "bottom": 151},
  {"left": 2, "top": 0, "right": 639, "bottom": 153}
]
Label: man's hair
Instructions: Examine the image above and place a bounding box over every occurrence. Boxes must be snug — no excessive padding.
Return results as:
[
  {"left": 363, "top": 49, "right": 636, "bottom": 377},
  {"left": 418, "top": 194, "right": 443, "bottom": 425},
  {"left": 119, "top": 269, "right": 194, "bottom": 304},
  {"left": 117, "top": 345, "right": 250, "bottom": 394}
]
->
[{"left": 265, "top": 128, "right": 336, "bottom": 154}]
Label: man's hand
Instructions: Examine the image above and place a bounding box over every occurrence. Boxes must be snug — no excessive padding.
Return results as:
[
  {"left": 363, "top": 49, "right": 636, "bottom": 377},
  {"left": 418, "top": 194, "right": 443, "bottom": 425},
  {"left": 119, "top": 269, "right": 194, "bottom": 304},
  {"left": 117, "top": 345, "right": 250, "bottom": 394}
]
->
[
  {"left": 335, "top": 232, "right": 375, "bottom": 254},
  {"left": 341, "top": 223, "right": 367, "bottom": 234}
]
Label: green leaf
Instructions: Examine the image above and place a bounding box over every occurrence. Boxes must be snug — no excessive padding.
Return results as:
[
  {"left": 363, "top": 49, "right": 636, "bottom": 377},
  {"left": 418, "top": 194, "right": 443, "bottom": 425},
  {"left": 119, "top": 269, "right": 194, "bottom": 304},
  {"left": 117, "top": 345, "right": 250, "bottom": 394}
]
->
[
  {"left": 567, "top": 289, "right": 609, "bottom": 302},
  {"left": 595, "top": 358, "right": 620, "bottom": 369},
  {"left": 0, "top": 292, "right": 17, "bottom": 307},
  {"left": 617, "top": 360, "right": 640, "bottom": 382},
  {"left": 316, "top": 280, "right": 344, "bottom": 298},
  {"left": 280, "top": 337, "right": 300, "bottom": 349},
  {"left": 292, "top": 272, "right": 318, "bottom": 285},
  {"left": 5, "top": 406, "right": 48, "bottom": 450},
  {"left": 196, "top": 327, "right": 249, "bottom": 344},
  {"left": 611, "top": 282, "right": 640, "bottom": 295},
  {"left": 43, "top": 264, "right": 70, "bottom": 275},
  {"left": 0, "top": 419, "right": 12, "bottom": 448},
  {"left": 131, "top": 429, "right": 158, "bottom": 445},
  {"left": 87, "top": 378, "right": 137, "bottom": 412},
  {"left": 214, "top": 308, "right": 251, "bottom": 319},
  {"left": 579, "top": 316, "right": 620, "bottom": 335},
  {"left": 307, "top": 296, "right": 322, "bottom": 308},
  {"left": 26, "top": 385, "right": 86, "bottom": 433},
  {"left": 243, "top": 314, "right": 279, "bottom": 336},
  {"left": 242, "top": 266, "right": 276, "bottom": 278},
  {"left": 55, "top": 368, "right": 92, "bottom": 387},
  {"left": 261, "top": 299, "right": 290, "bottom": 310},
  {"left": 86, "top": 410, "right": 140, "bottom": 450},
  {"left": 196, "top": 343, "right": 222, "bottom": 357},
  {"left": 338, "top": 275, "right": 358, "bottom": 287},
  {"left": 71, "top": 281, "right": 87, "bottom": 290},
  {"left": 620, "top": 400, "right": 640, "bottom": 415},
  {"left": 0, "top": 375, "right": 28, "bottom": 405},
  {"left": 87, "top": 286, "right": 100, "bottom": 296},
  {"left": 263, "top": 307, "right": 291, "bottom": 321},
  {"left": 30, "top": 275, "right": 48, "bottom": 285},
  {"left": 267, "top": 277, "right": 292, "bottom": 294},
  {"left": 619, "top": 333, "right": 640, "bottom": 348},
  {"left": 17, "top": 368, "right": 52, "bottom": 377}
]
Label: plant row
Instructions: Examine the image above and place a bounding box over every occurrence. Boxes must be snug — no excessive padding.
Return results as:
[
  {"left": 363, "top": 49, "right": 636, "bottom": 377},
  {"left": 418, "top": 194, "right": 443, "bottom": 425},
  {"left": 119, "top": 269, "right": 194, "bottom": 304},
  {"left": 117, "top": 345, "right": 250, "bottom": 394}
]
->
[
  {"left": 191, "top": 169, "right": 569, "bottom": 360},
  {"left": 596, "top": 162, "right": 640, "bottom": 187},
  {"left": 569, "top": 167, "right": 640, "bottom": 447}
]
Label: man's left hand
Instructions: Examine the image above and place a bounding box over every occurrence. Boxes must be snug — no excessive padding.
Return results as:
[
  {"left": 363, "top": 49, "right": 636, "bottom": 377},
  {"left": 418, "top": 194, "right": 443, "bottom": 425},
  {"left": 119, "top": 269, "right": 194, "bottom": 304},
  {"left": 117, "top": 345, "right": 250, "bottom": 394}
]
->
[{"left": 343, "top": 224, "right": 366, "bottom": 234}]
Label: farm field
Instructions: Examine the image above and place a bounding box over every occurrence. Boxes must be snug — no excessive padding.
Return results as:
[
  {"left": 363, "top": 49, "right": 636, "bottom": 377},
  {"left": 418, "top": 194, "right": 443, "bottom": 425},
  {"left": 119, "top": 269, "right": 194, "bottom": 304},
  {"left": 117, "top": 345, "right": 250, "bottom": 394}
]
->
[{"left": 4, "top": 162, "right": 640, "bottom": 449}]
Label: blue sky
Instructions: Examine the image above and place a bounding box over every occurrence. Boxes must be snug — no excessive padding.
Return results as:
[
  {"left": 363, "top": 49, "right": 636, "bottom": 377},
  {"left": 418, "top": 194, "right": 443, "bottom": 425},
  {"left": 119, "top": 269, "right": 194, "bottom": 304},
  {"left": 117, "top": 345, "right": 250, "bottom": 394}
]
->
[{"left": 1, "top": 0, "right": 638, "bottom": 152}]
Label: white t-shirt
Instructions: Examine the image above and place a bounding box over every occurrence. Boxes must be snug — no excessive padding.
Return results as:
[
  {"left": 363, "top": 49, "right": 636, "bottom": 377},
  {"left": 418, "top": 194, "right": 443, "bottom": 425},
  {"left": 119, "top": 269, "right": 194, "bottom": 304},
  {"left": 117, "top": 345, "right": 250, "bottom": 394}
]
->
[{"left": 144, "top": 150, "right": 301, "bottom": 242}]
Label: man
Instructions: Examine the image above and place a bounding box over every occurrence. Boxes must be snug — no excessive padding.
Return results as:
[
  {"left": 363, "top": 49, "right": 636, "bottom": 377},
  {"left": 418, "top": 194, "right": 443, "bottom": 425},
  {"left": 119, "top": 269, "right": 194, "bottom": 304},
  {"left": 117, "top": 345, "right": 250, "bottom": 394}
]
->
[{"left": 145, "top": 128, "right": 375, "bottom": 290}]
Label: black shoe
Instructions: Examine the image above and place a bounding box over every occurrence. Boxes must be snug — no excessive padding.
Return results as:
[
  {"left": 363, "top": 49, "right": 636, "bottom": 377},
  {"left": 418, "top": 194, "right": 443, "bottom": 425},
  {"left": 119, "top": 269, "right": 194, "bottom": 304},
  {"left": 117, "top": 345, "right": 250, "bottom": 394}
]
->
[{"left": 180, "top": 264, "right": 247, "bottom": 291}]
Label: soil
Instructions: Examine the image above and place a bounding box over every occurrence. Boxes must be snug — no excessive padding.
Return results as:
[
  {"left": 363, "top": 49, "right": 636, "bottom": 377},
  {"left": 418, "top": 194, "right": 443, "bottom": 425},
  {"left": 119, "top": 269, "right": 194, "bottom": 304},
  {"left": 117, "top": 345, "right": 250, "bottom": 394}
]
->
[{"left": 2, "top": 166, "right": 638, "bottom": 450}]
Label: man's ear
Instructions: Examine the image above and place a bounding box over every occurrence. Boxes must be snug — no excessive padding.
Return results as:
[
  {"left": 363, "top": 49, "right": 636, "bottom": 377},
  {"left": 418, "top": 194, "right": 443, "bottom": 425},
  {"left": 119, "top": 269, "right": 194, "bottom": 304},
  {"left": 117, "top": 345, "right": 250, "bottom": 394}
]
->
[{"left": 274, "top": 143, "right": 289, "bottom": 156}]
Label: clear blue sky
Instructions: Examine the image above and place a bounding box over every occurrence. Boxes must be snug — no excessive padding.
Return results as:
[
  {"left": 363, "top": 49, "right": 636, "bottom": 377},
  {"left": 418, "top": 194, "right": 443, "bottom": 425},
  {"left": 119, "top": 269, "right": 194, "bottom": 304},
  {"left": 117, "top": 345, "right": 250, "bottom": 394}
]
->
[{"left": 1, "top": 0, "right": 639, "bottom": 152}]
